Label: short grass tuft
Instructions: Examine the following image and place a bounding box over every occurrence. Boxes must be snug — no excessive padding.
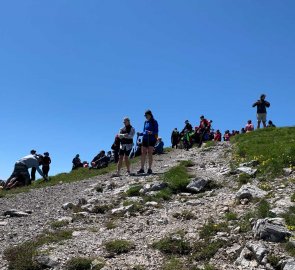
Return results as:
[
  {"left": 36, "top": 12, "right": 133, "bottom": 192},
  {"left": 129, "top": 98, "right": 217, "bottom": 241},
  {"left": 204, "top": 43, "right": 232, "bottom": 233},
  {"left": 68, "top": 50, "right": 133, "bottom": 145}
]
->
[{"left": 105, "top": 239, "right": 134, "bottom": 254}]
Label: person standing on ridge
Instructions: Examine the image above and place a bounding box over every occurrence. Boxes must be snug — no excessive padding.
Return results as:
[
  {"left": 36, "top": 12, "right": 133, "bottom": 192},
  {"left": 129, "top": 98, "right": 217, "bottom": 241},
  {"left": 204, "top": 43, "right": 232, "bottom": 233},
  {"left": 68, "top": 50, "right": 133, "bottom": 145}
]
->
[
  {"left": 42, "top": 152, "right": 51, "bottom": 178},
  {"left": 30, "top": 149, "right": 37, "bottom": 181},
  {"left": 171, "top": 128, "right": 180, "bottom": 149},
  {"left": 137, "top": 110, "right": 159, "bottom": 175},
  {"left": 116, "top": 117, "right": 135, "bottom": 176},
  {"left": 252, "top": 94, "right": 270, "bottom": 129}
]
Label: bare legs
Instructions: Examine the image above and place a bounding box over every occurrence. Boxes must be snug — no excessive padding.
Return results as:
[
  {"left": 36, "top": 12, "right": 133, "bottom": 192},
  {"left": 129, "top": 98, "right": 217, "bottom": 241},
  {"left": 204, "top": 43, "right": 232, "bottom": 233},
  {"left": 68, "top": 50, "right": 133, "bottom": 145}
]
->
[
  {"left": 140, "top": 146, "right": 154, "bottom": 171},
  {"left": 117, "top": 155, "right": 131, "bottom": 175}
]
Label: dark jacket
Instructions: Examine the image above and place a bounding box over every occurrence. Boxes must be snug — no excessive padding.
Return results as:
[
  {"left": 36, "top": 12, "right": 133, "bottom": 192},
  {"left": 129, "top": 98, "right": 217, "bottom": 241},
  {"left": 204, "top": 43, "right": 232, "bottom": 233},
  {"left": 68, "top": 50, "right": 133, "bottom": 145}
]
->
[
  {"left": 140, "top": 119, "right": 159, "bottom": 142},
  {"left": 252, "top": 100, "right": 270, "bottom": 114}
]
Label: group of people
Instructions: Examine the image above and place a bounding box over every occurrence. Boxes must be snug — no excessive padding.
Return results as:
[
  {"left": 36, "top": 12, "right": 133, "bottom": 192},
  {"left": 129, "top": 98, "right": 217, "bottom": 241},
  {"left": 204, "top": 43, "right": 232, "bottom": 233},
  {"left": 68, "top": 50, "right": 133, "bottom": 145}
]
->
[
  {"left": 3, "top": 150, "right": 51, "bottom": 190},
  {"left": 71, "top": 110, "right": 162, "bottom": 177},
  {"left": 171, "top": 94, "right": 275, "bottom": 147}
]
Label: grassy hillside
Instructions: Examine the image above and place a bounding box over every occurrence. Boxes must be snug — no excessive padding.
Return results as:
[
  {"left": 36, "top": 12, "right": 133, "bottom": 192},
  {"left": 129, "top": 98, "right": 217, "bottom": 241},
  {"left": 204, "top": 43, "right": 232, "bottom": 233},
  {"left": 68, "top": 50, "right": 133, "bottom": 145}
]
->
[{"left": 231, "top": 127, "right": 295, "bottom": 177}]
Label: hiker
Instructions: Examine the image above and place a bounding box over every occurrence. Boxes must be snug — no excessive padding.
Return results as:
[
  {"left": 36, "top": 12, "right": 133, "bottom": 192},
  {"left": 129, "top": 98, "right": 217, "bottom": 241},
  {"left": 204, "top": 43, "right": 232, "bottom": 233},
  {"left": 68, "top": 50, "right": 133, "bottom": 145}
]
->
[
  {"left": 115, "top": 117, "right": 135, "bottom": 176},
  {"left": 111, "top": 135, "right": 121, "bottom": 163},
  {"left": 223, "top": 130, "right": 231, "bottom": 141},
  {"left": 154, "top": 137, "right": 164, "bottom": 155},
  {"left": 171, "top": 128, "right": 180, "bottom": 149},
  {"left": 241, "top": 128, "right": 246, "bottom": 134},
  {"left": 42, "top": 152, "right": 51, "bottom": 177},
  {"left": 72, "top": 154, "right": 83, "bottom": 170},
  {"left": 137, "top": 110, "right": 159, "bottom": 174},
  {"left": 181, "top": 120, "right": 193, "bottom": 134},
  {"left": 252, "top": 94, "right": 270, "bottom": 128},
  {"left": 4, "top": 154, "right": 48, "bottom": 189},
  {"left": 129, "top": 138, "right": 142, "bottom": 159},
  {"left": 30, "top": 149, "right": 37, "bottom": 181},
  {"left": 267, "top": 120, "right": 276, "bottom": 128},
  {"left": 245, "top": 120, "right": 254, "bottom": 132},
  {"left": 91, "top": 151, "right": 109, "bottom": 169},
  {"left": 214, "top": 130, "right": 222, "bottom": 142},
  {"left": 196, "top": 115, "right": 211, "bottom": 146}
]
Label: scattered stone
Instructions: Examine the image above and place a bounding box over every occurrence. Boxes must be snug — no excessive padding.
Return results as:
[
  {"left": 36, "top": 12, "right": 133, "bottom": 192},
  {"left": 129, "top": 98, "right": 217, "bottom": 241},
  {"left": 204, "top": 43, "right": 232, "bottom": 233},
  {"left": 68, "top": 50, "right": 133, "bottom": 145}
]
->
[
  {"left": 0, "top": 221, "right": 8, "bottom": 226},
  {"left": 237, "top": 166, "right": 257, "bottom": 176},
  {"left": 283, "top": 259, "right": 295, "bottom": 270},
  {"left": 283, "top": 168, "right": 293, "bottom": 176},
  {"left": 3, "top": 209, "right": 30, "bottom": 217},
  {"left": 270, "top": 197, "right": 294, "bottom": 216},
  {"left": 57, "top": 216, "right": 73, "bottom": 223},
  {"left": 240, "top": 160, "right": 259, "bottom": 167},
  {"left": 140, "top": 182, "right": 168, "bottom": 194},
  {"left": 111, "top": 205, "right": 134, "bottom": 215},
  {"left": 145, "top": 201, "right": 158, "bottom": 207},
  {"left": 236, "top": 184, "right": 267, "bottom": 201},
  {"left": 78, "top": 198, "right": 88, "bottom": 205},
  {"left": 253, "top": 218, "right": 292, "bottom": 242},
  {"left": 186, "top": 178, "right": 209, "bottom": 193},
  {"left": 62, "top": 202, "right": 75, "bottom": 210},
  {"left": 35, "top": 255, "right": 59, "bottom": 268}
]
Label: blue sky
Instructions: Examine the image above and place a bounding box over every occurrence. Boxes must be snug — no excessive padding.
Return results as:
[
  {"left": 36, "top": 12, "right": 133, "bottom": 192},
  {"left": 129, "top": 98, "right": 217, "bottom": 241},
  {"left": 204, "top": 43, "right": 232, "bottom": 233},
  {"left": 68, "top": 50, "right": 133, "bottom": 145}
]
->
[{"left": 0, "top": 0, "right": 294, "bottom": 179}]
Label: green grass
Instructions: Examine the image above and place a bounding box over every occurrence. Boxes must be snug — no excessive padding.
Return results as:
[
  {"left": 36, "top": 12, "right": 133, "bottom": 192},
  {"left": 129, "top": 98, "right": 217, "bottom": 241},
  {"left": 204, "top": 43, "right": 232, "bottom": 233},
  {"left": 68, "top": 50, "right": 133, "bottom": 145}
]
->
[
  {"left": 231, "top": 127, "right": 295, "bottom": 177},
  {"left": 291, "top": 192, "right": 295, "bottom": 202},
  {"left": 163, "top": 161, "right": 191, "bottom": 193},
  {"left": 199, "top": 220, "right": 229, "bottom": 240},
  {"left": 65, "top": 257, "right": 105, "bottom": 270},
  {"left": 50, "top": 220, "right": 69, "bottom": 229},
  {"left": 192, "top": 240, "right": 227, "bottom": 261},
  {"left": 225, "top": 212, "right": 238, "bottom": 221},
  {"left": 162, "top": 258, "right": 186, "bottom": 270},
  {"left": 173, "top": 210, "right": 196, "bottom": 220},
  {"left": 126, "top": 185, "right": 143, "bottom": 197},
  {"left": 4, "top": 230, "right": 72, "bottom": 270},
  {"left": 281, "top": 206, "right": 295, "bottom": 228},
  {"left": 104, "top": 239, "right": 135, "bottom": 254},
  {"left": 152, "top": 234, "right": 191, "bottom": 255},
  {"left": 284, "top": 241, "right": 295, "bottom": 257}
]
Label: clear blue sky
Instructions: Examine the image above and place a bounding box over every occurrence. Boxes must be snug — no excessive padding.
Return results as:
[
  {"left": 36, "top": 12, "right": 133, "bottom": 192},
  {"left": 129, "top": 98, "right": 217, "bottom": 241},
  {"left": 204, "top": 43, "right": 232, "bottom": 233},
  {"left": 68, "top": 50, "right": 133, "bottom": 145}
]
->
[{"left": 1, "top": 0, "right": 294, "bottom": 179}]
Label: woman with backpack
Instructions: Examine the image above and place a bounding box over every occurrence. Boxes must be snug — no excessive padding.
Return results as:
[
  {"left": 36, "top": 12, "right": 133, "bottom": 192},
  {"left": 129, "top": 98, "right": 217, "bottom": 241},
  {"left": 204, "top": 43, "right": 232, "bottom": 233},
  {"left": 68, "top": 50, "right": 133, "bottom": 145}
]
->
[
  {"left": 137, "top": 110, "right": 159, "bottom": 175},
  {"left": 115, "top": 117, "right": 135, "bottom": 176}
]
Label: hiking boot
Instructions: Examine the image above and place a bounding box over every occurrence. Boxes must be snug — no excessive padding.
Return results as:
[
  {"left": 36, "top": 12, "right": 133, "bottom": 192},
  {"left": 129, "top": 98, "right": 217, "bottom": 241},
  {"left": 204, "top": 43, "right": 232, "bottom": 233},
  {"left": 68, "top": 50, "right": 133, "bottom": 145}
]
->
[
  {"left": 137, "top": 169, "right": 145, "bottom": 174},
  {"left": 147, "top": 169, "right": 153, "bottom": 175}
]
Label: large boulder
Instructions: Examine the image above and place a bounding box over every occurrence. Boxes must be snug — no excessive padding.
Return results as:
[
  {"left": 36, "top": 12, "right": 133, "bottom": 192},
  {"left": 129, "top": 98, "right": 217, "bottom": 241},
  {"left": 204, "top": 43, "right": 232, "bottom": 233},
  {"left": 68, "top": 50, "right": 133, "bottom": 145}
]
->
[
  {"left": 35, "top": 255, "right": 59, "bottom": 268},
  {"left": 236, "top": 184, "right": 267, "bottom": 201},
  {"left": 270, "top": 197, "right": 294, "bottom": 216},
  {"left": 186, "top": 178, "right": 209, "bottom": 193},
  {"left": 253, "top": 218, "right": 292, "bottom": 242}
]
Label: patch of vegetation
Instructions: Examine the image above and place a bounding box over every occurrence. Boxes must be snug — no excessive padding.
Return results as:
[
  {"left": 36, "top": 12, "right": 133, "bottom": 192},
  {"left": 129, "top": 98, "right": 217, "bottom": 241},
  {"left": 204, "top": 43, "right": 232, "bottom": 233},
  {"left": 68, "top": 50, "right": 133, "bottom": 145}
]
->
[
  {"left": 237, "top": 173, "right": 252, "bottom": 186},
  {"left": 173, "top": 210, "right": 196, "bottom": 220},
  {"left": 126, "top": 185, "right": 143, "bottom": 197},
  {"left": 4, "top": 230, "right": 72, "bottom": 270},
  {"left": 267, "top": 254, "right": 280, "bottom": 270},
  {"left": 65, "top": 257, "right": 105, "bottom": 270},
  {"left": 95, "top": 184, "right": 103, "bottom": 193},
  {"left": 122, "top": 200, "right": 144, "bottom": 214},
  {"left": 225, "top": 211, "right": 238, "bottom": 221},
  {"left": 132, "top": 265, "right": 146, "bottom": 270},
  {"left": 239, "top": 211, "right": 256, "bottom": 233},
  {"left": 192, "top": 239, "right": 227, "bottom": 261},
  {"left": 204, "top": 141, "right": 216, "bottom": 148},
  {"left": 281, "top": 206, "right": 295, "bottom": 229},
  {"left": 199, "top": 220, "right": 229, "bottom": 239},
  {"left": 180, "top": 160, "right": 195, "bottom": 167},
  {"left": 152, "top": 234, "right": 191, "bottom": 255},
  {"left": 143, "top": 188, "right": 172, "bottom": 202},
  {"left": 104, "top": 239, "right": 134, "bottom": 254},
  {"left": 232, "top": 127, "right": 295, "bottom": 177},
  {"left": 163, "top": 161, "right": 191, "bottom": 193},
  {"left": 284, "top": 241, "right": 295, "bottom": 257},
  {"left": 91, "top": 204, "right": 111, "bottom": 214},
  {"left": 291, "top": 192, "right": 295, "bottom": 202},
  {"left": 256, "top": 199, "right": 275, "bottom": 219},
  {"left": 258, "top": 182, "right": 272, "bottom": 191},
  {"left": 162, "top": 258, "right": 186, "bottom": 270},
  {"left": 50, "top": 220, "right": 69, "bottom": 229},
  {"left": 105, "top": 219, "right": 117, "bottom": 230}
]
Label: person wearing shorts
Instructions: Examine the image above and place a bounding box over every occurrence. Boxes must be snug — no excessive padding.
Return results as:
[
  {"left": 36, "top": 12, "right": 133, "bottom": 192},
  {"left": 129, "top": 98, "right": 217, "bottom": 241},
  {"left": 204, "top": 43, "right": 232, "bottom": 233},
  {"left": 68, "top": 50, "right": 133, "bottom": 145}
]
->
[
  {"left": 137, "top": 110, "right": 159, "bottom": 175},
  {"left": 252, "top": 94, "right": 270, "bottom": 128},
  {"left": 116, "top": 117, "right": 135, "bottom": 176}
]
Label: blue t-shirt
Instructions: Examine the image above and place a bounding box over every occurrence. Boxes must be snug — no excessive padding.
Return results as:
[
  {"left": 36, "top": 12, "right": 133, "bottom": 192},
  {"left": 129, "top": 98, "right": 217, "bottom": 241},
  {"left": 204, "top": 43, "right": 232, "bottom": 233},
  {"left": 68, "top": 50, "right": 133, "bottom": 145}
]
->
[{"left": 141, "top": 119, "right": 159, "bottom": 142}]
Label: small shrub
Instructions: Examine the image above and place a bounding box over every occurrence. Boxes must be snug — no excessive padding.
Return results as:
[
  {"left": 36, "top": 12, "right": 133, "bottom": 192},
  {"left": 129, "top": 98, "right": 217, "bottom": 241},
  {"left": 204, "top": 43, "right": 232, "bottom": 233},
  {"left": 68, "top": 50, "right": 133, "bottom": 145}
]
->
[
  {"left": 105, "top": 239, "right": 134, "bottom": 254},
  {"left": 239, "top": 211, "right": 256, "bottom": 233},
  {"left": 225, "top": 212, "right": 238, "bottom": 221},
  {"left": 291, "top": 193, "right": 295, "bottom": 202},
  {"left": 65, "top": 257, "right": 92, "bottom": 270},
  {"left": 50, "top": 220, "right": 69, "bottom": 229},
  {"left": 132, "top": 265, "right": 145, "bottom": 270},
  {"left": 180, "top": 160, "right": 195, "bottom": 167},
  {"left": 258, "top": 182, "right": 272, "bottom": 191},
  {"left": 267, "top": 254, "right": 280, "bottom": 269},
  {"left": 105, "top": 220, "right": 117, "bottom": 230},
  {"left": 173, "top": 210, "right": 196, "bottom": 220},
  {"left": 95, "top": 184, "right": 103, "bottom": 193},
  {"left": 192, "top": 240, "right": 226, "bottom": 261},
  {"left": 199, "top": 220, "right": 229, "bottom": 239},
  {"left": 126, "top": 185, "right": 143, "bottom": 197},
  {"left": 91, "top": 204, "right": 110, "bottom": 214},
  {"left": 281, "top": 206, "right": 295, "bottom": 227},
  {"left": 162, "top": 258, "right": 186, "bottom": 270},
  {"left": 143, "top": 188, "right": 172, "bottom": 202},
  {"left": 152, "top": 235, "right": 191, "bottom": 255},
  {"left": 237, "top": 173, "right": 252, "bottom": 186},
  {"left": 284, "top": 241, "right": 295, "bottom": 257},
  {"left": 256, "top": 199, "right": 275, "bottom": 218}
]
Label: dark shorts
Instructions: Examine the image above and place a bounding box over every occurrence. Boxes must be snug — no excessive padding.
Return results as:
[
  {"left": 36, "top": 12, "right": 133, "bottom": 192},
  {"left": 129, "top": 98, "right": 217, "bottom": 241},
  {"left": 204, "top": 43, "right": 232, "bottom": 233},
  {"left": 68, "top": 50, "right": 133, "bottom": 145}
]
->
[
  {"left": 142, "top": 140, "right": 156, "bottom": 148},
  {"left": 119, "top": 149, "right": 132, "bottom": 156}
]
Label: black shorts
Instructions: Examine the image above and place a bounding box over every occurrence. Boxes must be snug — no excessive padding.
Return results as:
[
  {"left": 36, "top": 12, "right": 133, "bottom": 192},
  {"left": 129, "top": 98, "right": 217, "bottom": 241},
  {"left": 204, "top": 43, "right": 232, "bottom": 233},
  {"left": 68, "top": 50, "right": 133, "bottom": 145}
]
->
[
  {"left": 142, "top": 140, "right": 156, "bottom": 148},
  {"left": 119, "top": 148, "right": 132, "bottom": 156}
]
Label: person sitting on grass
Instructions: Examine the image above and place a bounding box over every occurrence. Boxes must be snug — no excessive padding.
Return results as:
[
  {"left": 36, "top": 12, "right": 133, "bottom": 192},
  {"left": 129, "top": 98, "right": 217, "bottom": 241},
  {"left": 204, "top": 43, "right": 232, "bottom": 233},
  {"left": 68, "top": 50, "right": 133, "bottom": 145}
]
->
[
  {"left": 267, "top": 120, "right": 276, "bottom": 128},
  {"left": 91, "top": 151, "right": 109, "bottom": 169},
  {"left": 4, "top": 154, "right": 48, "bottom": 189},
  {"left": 72, "top": 154, "right": 83, "bottom": 170},
  {"left": 245, "top": 120, "right": 254, "bottom": 132},
  {"left": 154, "top": 137, "right": 164, "bottom": 155}
]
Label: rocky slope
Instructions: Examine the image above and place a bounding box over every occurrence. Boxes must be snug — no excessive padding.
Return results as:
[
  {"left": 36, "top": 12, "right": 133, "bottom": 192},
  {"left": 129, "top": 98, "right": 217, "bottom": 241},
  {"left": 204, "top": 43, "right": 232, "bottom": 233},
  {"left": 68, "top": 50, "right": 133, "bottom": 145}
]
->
[{"left": 0, "top": 143, "right": 294, "bottom": 270}]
